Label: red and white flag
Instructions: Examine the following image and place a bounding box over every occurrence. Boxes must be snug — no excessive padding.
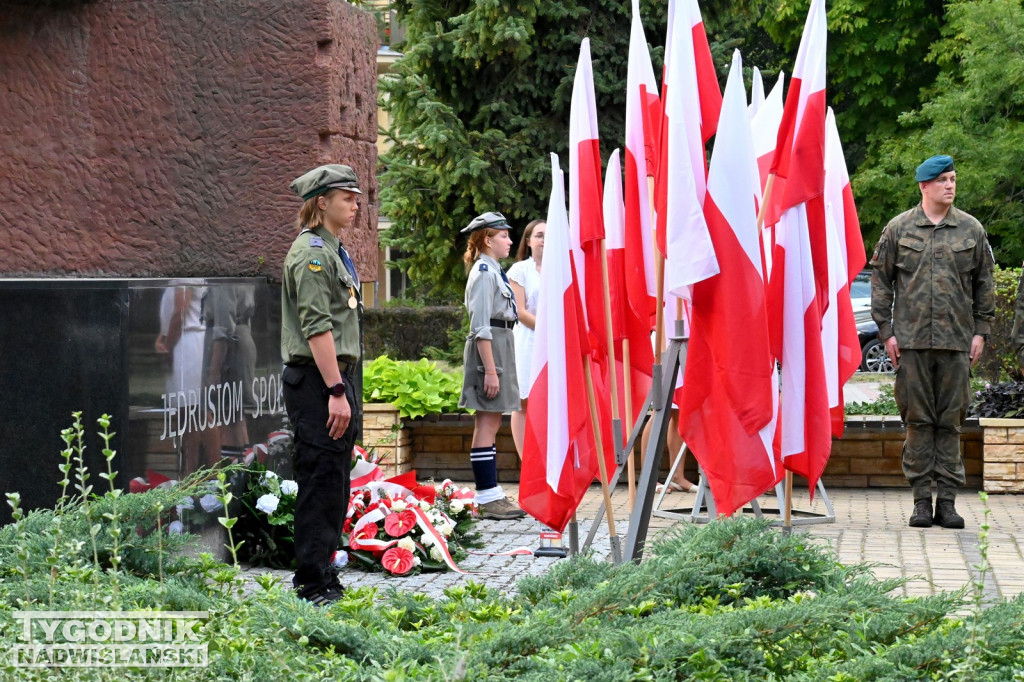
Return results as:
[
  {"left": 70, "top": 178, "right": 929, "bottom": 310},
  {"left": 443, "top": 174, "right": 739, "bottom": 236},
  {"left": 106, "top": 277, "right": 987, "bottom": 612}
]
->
[
  {"left": 624, "top": 0, "right": 659, "bottom": 329},
  {"left": 749, "top": 66, "right": 765, "bottom": 118},
  {"left": 822, "top": 107, "right": 866, "bottom": 436},
  {"left": 654, "top": 0, "right": 721, "bottom": 301},
  {"left": 750, "top": 71, "right": 785, "bottom": 196},
  {"left": 679, "top": 50, "right": 781, "bottom": 517},
  {"left": 520, "top": 154, "right": 606, "bottom": 532},
  {"left": 766, "top": 0, "right": 832, "bottom": 490},
  {"left": 568, "top": 37, "right": 607, "bottom": 361},
  {"left": 750, "top": 70, "right": 785, "bottom": 278},
  {"left": 605, "top": 148, "right": 654, "bottom": 428}
]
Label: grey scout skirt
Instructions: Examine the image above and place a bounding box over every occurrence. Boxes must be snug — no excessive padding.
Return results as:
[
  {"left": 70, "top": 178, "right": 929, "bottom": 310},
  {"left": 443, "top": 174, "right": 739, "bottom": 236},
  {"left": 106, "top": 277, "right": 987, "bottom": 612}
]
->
[{"left": 459, "top": 327, "right": 521, "bottom": 413}]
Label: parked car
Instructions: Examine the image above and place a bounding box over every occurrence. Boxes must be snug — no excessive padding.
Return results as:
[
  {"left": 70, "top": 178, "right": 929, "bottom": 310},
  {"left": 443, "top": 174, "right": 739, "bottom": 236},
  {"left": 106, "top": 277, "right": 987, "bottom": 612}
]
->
[
  {"left": 850, "top": 269, "right": 871, "bottom": 316},
  {"left": 857, "top": 317, "right": 894, "bottom": 373}
]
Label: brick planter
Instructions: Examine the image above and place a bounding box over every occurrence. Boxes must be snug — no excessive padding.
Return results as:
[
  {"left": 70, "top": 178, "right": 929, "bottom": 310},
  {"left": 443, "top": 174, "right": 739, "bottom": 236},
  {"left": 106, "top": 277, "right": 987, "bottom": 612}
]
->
[
  {"left": 400, "top": 413, "right": 986, "bottom": 490},
  {"left": 361, "top": 403, "right": 413, "bottom": 478},
  {"left": 979, "top": 418, "right": 1024, "bottom": 493}
]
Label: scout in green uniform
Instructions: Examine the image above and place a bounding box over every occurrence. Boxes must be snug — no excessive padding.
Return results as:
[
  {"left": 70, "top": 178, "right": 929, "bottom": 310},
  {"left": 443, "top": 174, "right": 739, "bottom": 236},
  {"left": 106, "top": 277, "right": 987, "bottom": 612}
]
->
[
  {"left": 459, "top": 212, "right": 526, "bottom": 520},
  {"left": 281, "top": 164, "right": 363, "bottom": 606},
  {"left": 871, "top": 155, "right": 995, "bottom": 529}
]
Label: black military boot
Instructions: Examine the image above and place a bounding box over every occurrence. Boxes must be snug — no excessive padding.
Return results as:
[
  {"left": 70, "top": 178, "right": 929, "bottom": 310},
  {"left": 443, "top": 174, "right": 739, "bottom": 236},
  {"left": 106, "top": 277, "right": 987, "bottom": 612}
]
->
[
  {"left": 908, "top": 498, "right": 933, "bottom": 528},
  {"left": 933, "top": 500, "right": 965, "bottom": 529}
]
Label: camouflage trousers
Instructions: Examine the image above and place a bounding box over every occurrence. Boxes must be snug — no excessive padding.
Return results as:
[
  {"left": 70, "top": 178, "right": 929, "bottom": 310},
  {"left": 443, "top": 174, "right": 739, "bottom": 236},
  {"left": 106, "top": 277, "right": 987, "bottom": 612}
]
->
[{"left": 893, "top": 349, "right": 970, "bottom": 502}]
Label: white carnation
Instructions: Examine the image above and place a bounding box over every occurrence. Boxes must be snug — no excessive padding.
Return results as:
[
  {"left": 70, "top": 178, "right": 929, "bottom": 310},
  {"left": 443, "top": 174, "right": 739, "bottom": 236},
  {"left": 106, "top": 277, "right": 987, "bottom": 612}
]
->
[
  {"left": 391, "top": 499, "right": 407, "bottom": 512},
  {"left": 397, "top": 536, "right": 416, "bottom": 552},
  {"left": 439, "top": 523, "right": 454, "bottom": 537},
  {"left": 280, "top": 479, "right": 298, "bottom": 496},
  {"left": 450, "top": 501, "right": 465, "bottom": 515},
  {"left": 430, "top": 545, "right": 445, "bottom": 562}
]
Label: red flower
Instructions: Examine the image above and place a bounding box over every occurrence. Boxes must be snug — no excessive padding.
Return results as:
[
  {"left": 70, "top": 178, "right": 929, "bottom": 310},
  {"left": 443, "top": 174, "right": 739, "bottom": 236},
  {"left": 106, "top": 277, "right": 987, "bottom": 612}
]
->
[
  {"left": 351, "top": 522, "right": 379, "bottom": 548},
  {"left": 342, "top": 518, "right": 354, "bottom": 534},
  {"left": 412, "top": 485, "right": 436, "bottom": 505},
  {"left": 381, "top": 547, "right": 415, "bottom": 575},
  {"left": 384, "top": 509, "right": 417, "bottom": 537}
]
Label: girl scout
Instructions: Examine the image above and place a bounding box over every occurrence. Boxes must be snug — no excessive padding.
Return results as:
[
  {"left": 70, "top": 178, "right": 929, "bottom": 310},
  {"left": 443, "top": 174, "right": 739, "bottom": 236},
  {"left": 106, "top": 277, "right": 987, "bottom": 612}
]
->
[{"left": 459, "top": 211, "right": 526, "bottom": 520}]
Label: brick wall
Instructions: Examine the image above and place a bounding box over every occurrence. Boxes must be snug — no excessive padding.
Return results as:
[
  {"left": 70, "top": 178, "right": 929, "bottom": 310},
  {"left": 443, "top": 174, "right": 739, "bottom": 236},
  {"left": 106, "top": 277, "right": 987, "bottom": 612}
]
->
[
  {"left": 0, "top": 0, "right": 378, "bottom": 282},
  {"left": 979, "top": 419, "right": 1024, "bottom": 493},
  {"left": 363, "top": 409, "right": 993, "bottom": 490}
]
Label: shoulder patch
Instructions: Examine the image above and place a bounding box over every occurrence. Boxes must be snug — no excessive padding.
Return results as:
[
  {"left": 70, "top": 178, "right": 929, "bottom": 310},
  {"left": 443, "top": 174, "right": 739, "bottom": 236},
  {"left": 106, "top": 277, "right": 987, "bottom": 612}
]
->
[
  {"left": 478, "top": 263, "right": 488, "bottom": 272},
  {"left": 309, "top": 236, "right": 324, "bottom": 248},
  {"left": 308, "top": 258, "right": 323, "bottom": 273}
]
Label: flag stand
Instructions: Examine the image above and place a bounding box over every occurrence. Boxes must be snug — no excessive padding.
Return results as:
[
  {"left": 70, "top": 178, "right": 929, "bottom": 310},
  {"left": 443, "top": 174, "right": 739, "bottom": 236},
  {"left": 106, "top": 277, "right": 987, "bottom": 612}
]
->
[
  {"left": 651, "top": 450, "right": 836, "bottom": 526},
  {"left": 582, "top": 317, "right": 836, "bottom": 563}
]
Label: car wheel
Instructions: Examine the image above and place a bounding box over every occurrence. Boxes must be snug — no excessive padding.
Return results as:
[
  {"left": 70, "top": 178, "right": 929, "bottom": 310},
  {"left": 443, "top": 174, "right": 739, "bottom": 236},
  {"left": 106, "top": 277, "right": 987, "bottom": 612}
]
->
[{"left": 861, "top": 339, "right": 894, "bottom": 373}]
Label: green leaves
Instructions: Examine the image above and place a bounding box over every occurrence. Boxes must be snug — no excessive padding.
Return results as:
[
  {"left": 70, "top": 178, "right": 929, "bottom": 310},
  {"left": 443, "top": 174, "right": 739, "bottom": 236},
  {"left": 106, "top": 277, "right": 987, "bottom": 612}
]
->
[{"left": 363, "top": 355, "right": 465, "bottom": 419}]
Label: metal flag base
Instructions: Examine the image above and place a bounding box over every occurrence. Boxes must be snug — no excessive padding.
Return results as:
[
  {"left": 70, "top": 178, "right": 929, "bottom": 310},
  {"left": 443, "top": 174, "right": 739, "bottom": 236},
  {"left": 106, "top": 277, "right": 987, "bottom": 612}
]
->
[{"left": 653, "top": 454, "right": 836, "bottom": 526}]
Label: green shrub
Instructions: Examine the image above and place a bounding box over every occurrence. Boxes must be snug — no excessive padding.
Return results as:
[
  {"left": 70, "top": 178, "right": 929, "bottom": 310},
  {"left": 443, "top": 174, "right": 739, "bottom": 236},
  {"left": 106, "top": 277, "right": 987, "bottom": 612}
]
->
[
  {"left": 362, "top": 306, "right": 464, "bottom": 361},
  {"left": 362, "top": 355, "right": 465, "bottom": 419},
  {"left": 6, "top": 416, "right": 1024, "bottom": 680}
]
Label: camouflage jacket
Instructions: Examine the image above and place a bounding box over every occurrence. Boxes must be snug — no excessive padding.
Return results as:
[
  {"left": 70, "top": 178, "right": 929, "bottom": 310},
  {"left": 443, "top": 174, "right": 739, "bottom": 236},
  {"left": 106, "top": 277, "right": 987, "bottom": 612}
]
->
[{"left": 870, "top": 204, "right": 994, "bottom": 352}]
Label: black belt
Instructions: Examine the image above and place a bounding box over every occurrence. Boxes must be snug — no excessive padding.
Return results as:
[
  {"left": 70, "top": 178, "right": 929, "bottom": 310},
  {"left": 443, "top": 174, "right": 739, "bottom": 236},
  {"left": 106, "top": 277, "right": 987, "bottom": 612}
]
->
[
  {"left": 285, "top": 358, "right": 352, "bottom": 372},
  {"left": 490, "top": 318, "right": 516, "bottom": 329}
]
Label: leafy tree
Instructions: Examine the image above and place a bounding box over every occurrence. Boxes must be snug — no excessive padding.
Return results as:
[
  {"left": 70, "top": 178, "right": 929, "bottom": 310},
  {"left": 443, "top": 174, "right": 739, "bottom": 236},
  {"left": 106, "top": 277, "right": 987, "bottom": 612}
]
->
[
  {"left": 853, "top": 0, "right": 1024, "bottom": 263},
  {"left": 380, "top": 0, "right": 670, "bottom": 302},
  {"left": 759, "top": 0, "right": 946, "bottom": 170}
]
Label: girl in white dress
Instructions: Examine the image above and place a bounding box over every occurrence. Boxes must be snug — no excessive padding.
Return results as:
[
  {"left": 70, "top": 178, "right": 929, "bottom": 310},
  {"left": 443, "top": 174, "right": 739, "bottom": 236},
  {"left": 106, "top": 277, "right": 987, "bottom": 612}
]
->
[{"left": 506, "top": 219, "right": 545, "bottom": 460}]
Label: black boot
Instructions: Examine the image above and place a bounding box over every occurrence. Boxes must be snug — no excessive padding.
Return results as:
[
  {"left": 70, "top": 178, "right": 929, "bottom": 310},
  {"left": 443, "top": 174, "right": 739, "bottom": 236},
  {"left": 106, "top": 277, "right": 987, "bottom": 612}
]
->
[
  {"left": 908, "top": 499, "right": 933, "bottom": 528},
  {"left": 934, "top": 500, "right": 965, "bottom": 529}
]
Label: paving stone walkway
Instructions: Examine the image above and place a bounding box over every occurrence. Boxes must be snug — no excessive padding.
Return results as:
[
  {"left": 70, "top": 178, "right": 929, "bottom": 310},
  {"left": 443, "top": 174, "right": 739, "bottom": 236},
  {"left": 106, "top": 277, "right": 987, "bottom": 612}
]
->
[{"left": 241, "top": 483, "right": 1024, "bottom": 604}]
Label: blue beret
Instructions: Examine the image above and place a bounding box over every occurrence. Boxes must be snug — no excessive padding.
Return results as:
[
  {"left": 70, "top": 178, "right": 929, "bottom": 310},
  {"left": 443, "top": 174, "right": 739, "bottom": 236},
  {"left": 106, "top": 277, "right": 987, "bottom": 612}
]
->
[{"left": 915, "top": 155, "right": 955, "bottom": 182}]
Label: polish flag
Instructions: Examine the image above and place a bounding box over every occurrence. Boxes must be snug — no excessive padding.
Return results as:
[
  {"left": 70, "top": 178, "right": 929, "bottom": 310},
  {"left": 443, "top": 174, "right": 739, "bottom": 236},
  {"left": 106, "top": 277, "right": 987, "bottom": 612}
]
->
[
  {"left": 605, "top": 148, "right": 654, "bottom": 428},
  {"left": 520, "top": 154, "right": 604, "bottom": 532},
  {"left": 823, "top": 107, "right": 866, "bottom": 436},
  {"left": 766, "top": 0, "right": 832, "bottom": 490},
  {"left": 679, "top": 51, "right": 781, "bottom": 517},
  {"left": 568, "top": 37, "right": 607, "bottom": 362},
  {"left": 654, "top": 0, "right": 721, "bottom": 300},
  {"left": 750, "top": 71, "right": 785, "bottom": 195},
  {"left": 748, "top": 66, "right": 765, "bottom": 117},
  {"left": 624, "top": 0, "right": 659, "bottom": 328},
  {"left": 750, "top": 70, "right": 785, "bottom": 276}
]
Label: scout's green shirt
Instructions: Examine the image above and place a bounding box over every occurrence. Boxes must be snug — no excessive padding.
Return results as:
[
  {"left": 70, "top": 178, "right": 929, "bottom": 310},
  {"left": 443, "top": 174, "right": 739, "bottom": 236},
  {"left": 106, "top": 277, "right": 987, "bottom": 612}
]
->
[
  {"left": 281, "top": 226, "right": 360, "bottom": 365},
  {"left": 870, "top": 204, "right": 995, "bottom": 352}
]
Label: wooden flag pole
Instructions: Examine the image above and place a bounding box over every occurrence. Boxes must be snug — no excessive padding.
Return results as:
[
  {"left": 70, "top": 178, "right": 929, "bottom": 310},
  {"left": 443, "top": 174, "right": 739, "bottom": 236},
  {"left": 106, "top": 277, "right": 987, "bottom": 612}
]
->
[
  {"left": 599, "top": 240, "right": 622, "bottom": 425},
  {"left": 584, "top": 357, "right": 621, "bottom": 562},
  {"left": 756, "top": 172, "right": 776, "bottom": 229}
]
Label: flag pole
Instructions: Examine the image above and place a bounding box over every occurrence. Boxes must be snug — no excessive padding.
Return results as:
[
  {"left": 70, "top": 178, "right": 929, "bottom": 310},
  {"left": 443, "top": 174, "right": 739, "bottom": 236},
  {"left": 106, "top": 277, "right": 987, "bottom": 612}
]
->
[
  {"left": 599, "top": 239, "right": 624, "bottom": 458},
  {"left": 584, "top": 356, "right": 621, "bottom": 562},
  {"left": 756, "top": 173, "right": 776, "bottom": 229},
  {"left": 622, "top": 338, "right": 635, "bottom": 509}
]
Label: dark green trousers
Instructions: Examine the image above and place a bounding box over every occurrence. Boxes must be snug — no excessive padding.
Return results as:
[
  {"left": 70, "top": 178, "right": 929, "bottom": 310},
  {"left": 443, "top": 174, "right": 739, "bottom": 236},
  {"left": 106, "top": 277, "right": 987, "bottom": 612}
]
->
[{"left": 893, "top": 349, "right": 970, "bottom": 502}]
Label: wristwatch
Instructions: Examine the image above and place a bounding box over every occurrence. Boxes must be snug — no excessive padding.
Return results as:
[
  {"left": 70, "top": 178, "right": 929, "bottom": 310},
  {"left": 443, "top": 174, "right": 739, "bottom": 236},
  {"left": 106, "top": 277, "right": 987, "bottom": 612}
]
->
[{"left": 325, "top": 381, "right": 346, "bottom": 397}]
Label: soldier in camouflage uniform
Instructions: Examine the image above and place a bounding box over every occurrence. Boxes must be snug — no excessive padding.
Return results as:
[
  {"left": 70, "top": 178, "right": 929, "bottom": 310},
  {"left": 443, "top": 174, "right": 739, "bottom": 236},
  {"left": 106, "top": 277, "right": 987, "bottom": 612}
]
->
[{"left": 871, "top": 155, "right": 995, "bottom": 529}]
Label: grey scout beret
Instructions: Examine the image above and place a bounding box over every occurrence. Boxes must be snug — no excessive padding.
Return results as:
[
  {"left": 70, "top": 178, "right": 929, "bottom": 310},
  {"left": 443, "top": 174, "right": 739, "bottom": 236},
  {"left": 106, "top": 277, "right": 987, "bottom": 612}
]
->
[
  {"left": 290, "top": 164, "right": 362, "bottom": 200},
  {"left": 461, "top": 211, "right": 510, "bottom": 234},
  {"left": 915, "top": 155, "right": 955, "bottom": 182}
]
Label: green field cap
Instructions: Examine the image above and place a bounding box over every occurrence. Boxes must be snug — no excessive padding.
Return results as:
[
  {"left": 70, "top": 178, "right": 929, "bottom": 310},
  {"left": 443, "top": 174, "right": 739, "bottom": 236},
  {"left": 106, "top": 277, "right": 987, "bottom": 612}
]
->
[{"left": 291, "top": 164, "right": 362, "bottom": 200}]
